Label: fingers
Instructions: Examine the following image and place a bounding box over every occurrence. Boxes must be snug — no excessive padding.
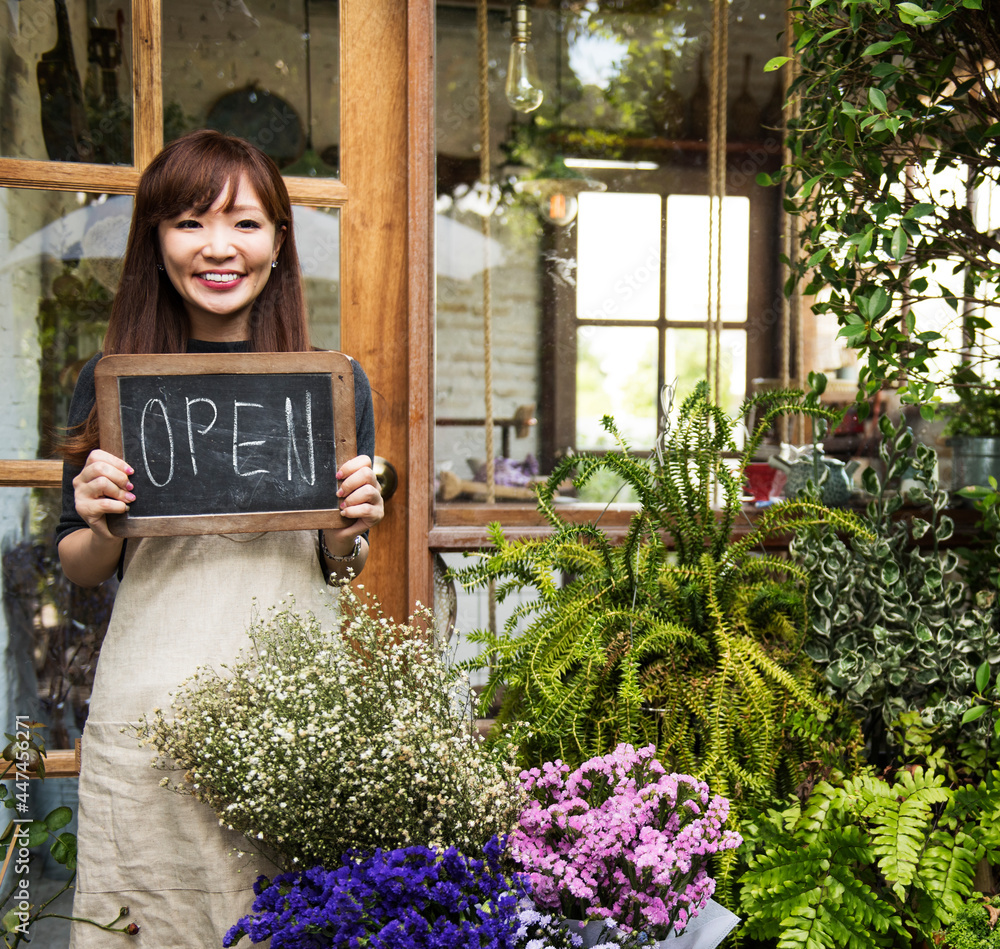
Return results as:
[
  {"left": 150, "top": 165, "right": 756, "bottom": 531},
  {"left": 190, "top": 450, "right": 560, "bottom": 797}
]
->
[
  {"left": 73, "top": 450, "right": 135, "bottom": 537},
  {"left": 336, "top": 455, "right": 372, "bottom": 481},
  {"left": 336, "top": 455, "right": 384, "bottom": 528}
]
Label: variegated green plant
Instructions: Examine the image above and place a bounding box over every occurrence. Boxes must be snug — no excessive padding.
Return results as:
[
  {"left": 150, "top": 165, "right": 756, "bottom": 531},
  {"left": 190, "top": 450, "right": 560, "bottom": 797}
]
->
[
  {"left": 790, "top": 413, "right": 999, "bottom": 736},
  {"left": 451, "top": 382, "right": 868, "bottom": 814},
  {"left": 740, "top": 765, "right": 1000, "bottom": 949}
]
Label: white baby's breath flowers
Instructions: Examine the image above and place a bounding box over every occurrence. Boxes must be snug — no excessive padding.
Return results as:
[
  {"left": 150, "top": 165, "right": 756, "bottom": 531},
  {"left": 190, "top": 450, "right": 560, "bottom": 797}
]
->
[{"left": 135, "top": 584, "right": 524, "bottom": 870}]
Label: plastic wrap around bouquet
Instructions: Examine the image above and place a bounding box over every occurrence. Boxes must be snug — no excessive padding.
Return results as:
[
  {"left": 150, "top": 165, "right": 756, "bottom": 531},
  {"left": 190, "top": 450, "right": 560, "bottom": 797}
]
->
[{"left": 509, "top": 744, "right": 742, "bottom": 949}]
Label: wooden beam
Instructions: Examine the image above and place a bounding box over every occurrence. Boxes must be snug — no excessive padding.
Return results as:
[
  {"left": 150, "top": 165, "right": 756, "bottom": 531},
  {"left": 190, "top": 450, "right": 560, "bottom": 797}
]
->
[
  {"left": 0, "top": 460, "right": 63, "bottom": 488},
  {"left": 340, "top": 0, "right": 410, "bottom": 622},
  {"left": 133, "top": 0, "right": 163, "bottom": 170},
  {"left": 2, "top": 741, "right": 82, "bottom": 780},
  {"left": 408, "top": 0, "right": 436, "bottom": 614},
  {"left": 0, "top": 160, "right": 139, "bottom": 193},
  {"left": 285, "top": 178, "right": 348, "bottom": 207}
]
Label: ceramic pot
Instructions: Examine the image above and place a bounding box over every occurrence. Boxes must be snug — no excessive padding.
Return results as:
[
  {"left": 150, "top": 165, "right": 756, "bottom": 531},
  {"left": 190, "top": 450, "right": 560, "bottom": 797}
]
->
[
  {"left": 744, "top": 463, "right": 786, "bottom": 502},
  {"left": 768, "top": 451, "right": 859, "bottom": 507}
]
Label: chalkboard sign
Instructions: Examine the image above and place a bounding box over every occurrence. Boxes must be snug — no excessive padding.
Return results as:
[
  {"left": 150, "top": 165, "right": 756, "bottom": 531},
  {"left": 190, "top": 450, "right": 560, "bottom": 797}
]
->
[{"left": 94, "top": 352, "right": 357, "bottom": 537}]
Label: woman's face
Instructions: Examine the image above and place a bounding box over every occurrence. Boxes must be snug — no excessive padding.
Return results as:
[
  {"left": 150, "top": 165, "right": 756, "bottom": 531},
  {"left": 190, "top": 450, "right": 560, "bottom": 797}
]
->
[{"left": 157, "top": 175, "right": 285, "bottom": 340}]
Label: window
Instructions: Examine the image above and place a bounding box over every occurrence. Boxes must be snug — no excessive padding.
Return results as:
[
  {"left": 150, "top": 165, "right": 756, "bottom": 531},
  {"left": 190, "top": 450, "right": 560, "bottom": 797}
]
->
[
  {"left": 571, "top": 191, "right": 750, "bottom": 454},
  {"left": 434, "top": 0, "right": 787, "bottom": 526}
]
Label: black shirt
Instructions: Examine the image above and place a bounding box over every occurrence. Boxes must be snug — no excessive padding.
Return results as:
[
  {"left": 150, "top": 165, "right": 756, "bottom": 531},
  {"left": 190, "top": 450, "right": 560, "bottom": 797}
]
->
[{"left": 56, "top": 339, "right": 376, "bottom": 551}]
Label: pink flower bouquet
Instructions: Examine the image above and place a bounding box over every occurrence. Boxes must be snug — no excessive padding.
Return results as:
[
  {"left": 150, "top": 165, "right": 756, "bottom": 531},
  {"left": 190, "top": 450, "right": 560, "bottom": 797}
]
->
[{"left": 509, "top": 743, "right": 742, "bottom": 940}]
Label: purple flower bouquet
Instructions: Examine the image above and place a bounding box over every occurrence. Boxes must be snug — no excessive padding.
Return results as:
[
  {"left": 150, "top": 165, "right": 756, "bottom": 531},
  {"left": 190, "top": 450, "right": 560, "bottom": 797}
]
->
[
  {"left": 508, "top": 744, "right": 742, "bottom": 940},
  {"left": 224, "top": 836, "right": 527, "bottom": 949}
]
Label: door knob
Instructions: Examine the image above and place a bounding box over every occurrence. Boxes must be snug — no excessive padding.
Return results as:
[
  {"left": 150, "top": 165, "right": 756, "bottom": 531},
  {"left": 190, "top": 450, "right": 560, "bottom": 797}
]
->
[{"left": 373, "top": 456, "right": 399, "bottom": 501}]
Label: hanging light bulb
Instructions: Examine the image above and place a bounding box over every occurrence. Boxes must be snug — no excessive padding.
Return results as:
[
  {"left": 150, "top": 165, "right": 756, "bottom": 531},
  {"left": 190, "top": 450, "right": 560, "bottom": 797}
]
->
[
  {"left": 505, "top": 2, "right": 543, "bottom": 114},
  {"left": 521, "top": 154, "right": 605, "bottom": 226},
  {"left": 542, "top": 192, "right": 578, "bottom": 226}
]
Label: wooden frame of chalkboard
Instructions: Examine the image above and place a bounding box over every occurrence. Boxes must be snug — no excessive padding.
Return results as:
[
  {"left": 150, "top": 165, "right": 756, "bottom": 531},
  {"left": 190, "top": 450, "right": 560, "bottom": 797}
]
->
[{"left": 94, "top": 352, "right": 357, "bottom": 537}]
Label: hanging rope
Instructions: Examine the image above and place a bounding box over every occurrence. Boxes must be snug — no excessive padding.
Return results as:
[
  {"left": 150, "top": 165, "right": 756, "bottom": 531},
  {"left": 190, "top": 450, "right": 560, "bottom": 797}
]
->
[
  {"left": 780, "top": 2, "right": 802, "bottom": 442},
  {"left": 478, "top": 0, "right": 496, "bottom": 504},
  {"left": 706, "top": 0, "right": 728, "bottom": 407},
  {"left": 477, "top": 0, "right": 498, "bottom": 638}
]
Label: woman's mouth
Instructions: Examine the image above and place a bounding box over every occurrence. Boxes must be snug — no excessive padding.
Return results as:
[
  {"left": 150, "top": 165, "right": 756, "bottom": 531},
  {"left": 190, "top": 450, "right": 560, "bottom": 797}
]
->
[{"left": 197, "top": 272, "right": 243, "bottom": 285}]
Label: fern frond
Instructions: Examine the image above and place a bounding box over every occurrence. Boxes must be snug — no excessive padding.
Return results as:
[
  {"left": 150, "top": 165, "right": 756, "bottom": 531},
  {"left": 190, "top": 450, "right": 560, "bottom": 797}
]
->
[
  {"left": 735, "top": 636, "right": 823, "bottom": 711},
  {"left": 914, "top": 828, "right": 981, "bottom": 925},
  {"left": 797, "top": 781, "right": 841, "bottom": 837},
  {"left": 743, "top": 824, "right": 900, "bottom": 949},
  {"left": 737, "top": 554, "right": 811, "bottom": 585},
  {"left": 739, "top": 396, "right": 839, "bottom": 470},
  {"left": 868, "top": 768, "right": 949, "bottom": 898}
]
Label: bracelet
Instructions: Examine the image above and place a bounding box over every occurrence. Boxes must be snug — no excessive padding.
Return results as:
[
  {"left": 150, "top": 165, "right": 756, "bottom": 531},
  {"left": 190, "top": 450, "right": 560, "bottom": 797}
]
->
[{"left": 321, "top": 532, "right": 362, "bottom": 562}]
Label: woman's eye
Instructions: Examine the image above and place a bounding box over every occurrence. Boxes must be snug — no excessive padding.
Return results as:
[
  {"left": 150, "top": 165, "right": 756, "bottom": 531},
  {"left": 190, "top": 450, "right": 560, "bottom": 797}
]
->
[
  {"left": 236, "top": 219, "right": 263, "bottom": 229},
  {"left": 176, "top": 220, "right": 201, "bottom": 229}
]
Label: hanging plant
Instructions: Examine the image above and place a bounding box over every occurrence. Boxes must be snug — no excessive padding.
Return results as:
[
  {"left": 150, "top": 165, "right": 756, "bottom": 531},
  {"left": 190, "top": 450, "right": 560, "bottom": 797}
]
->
[{"left": 765, "top": 0, "right": 1000, "bottom": 412}]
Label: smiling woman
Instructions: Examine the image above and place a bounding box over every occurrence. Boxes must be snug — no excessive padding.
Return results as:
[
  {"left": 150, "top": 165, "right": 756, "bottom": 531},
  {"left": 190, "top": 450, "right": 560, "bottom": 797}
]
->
[
  {"left": 53, "top": 129, "right": 384, "bottom": 949},
  {"left": 156, "top": 178, "right": 285, "bottom": 341}
]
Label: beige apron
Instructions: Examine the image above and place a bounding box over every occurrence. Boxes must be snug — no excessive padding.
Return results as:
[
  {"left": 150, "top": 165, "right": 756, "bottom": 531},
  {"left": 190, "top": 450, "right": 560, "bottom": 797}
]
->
[{"left": 69, "top": 531, "right": 337, "bottom": 949}]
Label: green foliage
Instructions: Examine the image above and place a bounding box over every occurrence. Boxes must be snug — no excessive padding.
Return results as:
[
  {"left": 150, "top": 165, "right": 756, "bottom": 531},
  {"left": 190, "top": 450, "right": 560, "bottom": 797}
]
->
[
  {"left": 740, "top": 766, "right": 1000, "bottom": 949},
  {"left": 944, "top": 371, "right": 1000, "bottom": 438},
  {"left": 774, "top": 0, "right": 1000, "bottom": 407},
  {"left": 944, "top": 895, "right": 1000, "bottom": 949},
  {"left": 956, "top": 475, "right": 1000, "bottom": 601},
  {"left": 958, "top": 660, "right": 1000, "bottom": 779},
  {"left": 791, "top": 413, "right": 999, "bottom": 732},
  {"left": 891, "top": 709, "right": 991, "bottom": 787},
  {"left": 452, "top": 383, "right": 868, "bottom": 815},
  {"left": 0, "top": 726, "right": 135, "bottom": 945}
]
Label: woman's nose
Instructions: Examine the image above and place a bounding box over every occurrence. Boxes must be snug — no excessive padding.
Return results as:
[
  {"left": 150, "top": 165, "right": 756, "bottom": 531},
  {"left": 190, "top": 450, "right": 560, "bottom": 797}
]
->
[{"left": 201, "top": 225, "right": 235, "bottom": 260}]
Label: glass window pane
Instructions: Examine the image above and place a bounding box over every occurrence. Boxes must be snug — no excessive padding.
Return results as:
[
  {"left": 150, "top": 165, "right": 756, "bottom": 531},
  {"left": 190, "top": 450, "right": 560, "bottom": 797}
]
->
[
  {"left": 577, "top": 326, "right": 658, "bottom": 450},
  {"left": 0, "top": 188, "right": 120, "bottom": 755},
  {"left": 298, "top": 206, "right": 340, "bottom": 349},
  {"left": 162, "top": 0, "right": 340, "bottom": 179},
  {"left": 666, "top": 195, "right": 749, "bottom": 323},
  {"left": 0, "top": 0, "right": 133, "bottom": 164},
  {"left": 434, "top": 0, "right": 783, "bottom": 508},
  {"left": 3, "top": 488, "right": 115, "bottom": 740},
  {"left": 666, "top": 327, "right": 747, "bottom": 422},
  {"left": 2, "top": 188, "right": 121, "bottom": 456},
  {"left": 577, "top": 192, "right": 661, "bottom": 322}
]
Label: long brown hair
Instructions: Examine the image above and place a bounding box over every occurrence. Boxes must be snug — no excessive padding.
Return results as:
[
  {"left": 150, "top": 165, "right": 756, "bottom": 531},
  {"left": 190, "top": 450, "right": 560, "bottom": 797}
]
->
[{"left": 63, "top": 130, "right": 310, "bottom": 463}]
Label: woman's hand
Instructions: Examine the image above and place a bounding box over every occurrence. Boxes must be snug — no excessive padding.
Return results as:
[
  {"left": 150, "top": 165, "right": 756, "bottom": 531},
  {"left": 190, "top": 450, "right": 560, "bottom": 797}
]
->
[
  {"left": 320, "top": 455, "right": 384, "bottom": 578},
  {"left": 59, "top": 450, "right": 132, "bottom": 587},
  {"left": 73, "top": 449, "right": 135, "bottom": 540},
  {"left": 337, "top": 454, "right": 384, "bottom": 530}
]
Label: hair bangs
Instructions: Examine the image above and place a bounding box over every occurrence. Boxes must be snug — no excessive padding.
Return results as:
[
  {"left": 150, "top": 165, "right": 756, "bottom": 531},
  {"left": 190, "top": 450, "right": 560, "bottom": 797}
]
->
[{"left": 137, "top": 131, "right": 290, "bottom": 228}]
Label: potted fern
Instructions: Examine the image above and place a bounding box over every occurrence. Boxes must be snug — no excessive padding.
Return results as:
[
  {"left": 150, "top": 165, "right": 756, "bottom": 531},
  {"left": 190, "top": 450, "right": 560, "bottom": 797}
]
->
[{"left": 451, "top": 382, "right": 867, "bottom": 817}]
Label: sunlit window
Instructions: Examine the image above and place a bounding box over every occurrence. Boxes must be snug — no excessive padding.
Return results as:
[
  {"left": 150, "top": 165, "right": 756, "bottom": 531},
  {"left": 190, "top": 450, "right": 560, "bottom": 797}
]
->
[{"left": 574, "top": 192, "right": 751, "bottom": 449}]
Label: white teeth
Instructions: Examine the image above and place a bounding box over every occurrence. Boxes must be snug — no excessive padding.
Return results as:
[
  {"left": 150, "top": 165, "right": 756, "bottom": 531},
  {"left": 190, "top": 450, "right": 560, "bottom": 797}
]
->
[{"left": 201, "top": 273, "right": 240, "bottom": 283}]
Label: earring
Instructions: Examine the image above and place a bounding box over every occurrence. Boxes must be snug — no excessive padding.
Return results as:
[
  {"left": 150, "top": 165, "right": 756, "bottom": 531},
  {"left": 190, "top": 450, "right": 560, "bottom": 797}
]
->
[
  {"left": 271, "top": 260, "right": 278, "bottom": 269},
  {"left": 156, "top": 263, "right": 165, "bottom": 272}
]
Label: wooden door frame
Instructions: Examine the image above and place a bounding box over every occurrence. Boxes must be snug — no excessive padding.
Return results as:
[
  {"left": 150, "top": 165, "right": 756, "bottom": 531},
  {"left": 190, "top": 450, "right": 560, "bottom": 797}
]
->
[
  {"left": 337, "top": 0, "right": 436, "bottom": 621},
  {"left": 0, "top": 0, "right": 436, "bottom": 623},
  {"left": 406, "top": 1, "right": 436, "bottom": 615}
]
